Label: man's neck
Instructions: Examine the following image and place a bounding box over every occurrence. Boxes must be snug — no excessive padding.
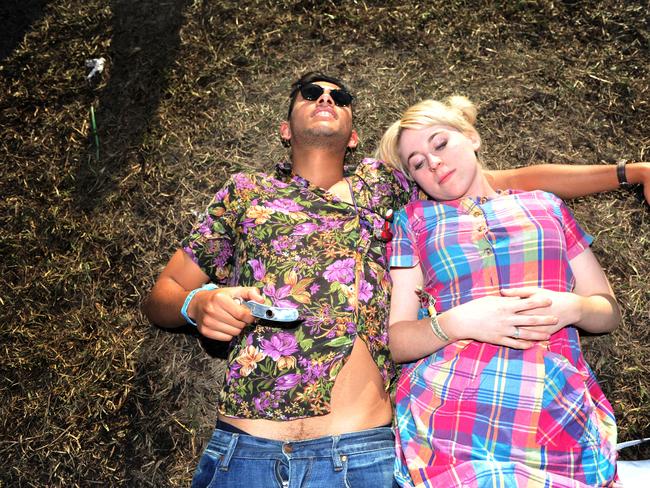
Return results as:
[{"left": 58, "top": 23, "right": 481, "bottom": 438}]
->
[{"left": 290, "top": 146, "right": 346, "bottom": 190}]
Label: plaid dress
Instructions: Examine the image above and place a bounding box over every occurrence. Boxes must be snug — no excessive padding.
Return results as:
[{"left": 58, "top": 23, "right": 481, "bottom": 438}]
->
[{"left": 389, "top": 190, "right": 617, "bottom": 488}]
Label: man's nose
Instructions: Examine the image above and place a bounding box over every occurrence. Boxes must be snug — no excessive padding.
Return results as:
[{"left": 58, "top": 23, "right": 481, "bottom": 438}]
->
[{"left": 317, "top": 91, "right": 334, "bottom": 105}]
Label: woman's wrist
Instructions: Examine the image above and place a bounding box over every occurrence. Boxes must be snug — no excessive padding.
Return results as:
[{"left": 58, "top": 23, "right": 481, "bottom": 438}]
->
[{"left": 435, "top": 310, "right": 458, "bottom": 342}]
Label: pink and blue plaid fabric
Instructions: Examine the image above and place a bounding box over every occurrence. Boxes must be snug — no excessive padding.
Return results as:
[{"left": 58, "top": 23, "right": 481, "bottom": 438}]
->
[{"left": 389, "top": 190, "right": 617, "bottom": 487}]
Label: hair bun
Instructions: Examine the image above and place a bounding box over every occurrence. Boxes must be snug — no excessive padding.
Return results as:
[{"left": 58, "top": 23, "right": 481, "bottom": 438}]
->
[{"left": 446, "top": 95, "right": 477, "bottom": 125}]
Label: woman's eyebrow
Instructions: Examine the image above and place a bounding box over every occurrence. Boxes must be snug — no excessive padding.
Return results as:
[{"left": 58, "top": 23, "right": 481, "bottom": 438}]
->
[{"left": 406, "top": 131, "right": 443, "bottom": 161}]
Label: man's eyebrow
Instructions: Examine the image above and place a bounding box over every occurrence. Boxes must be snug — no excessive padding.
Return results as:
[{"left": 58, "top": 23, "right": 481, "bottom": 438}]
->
[{"left": 406, "top": 131, "right": 443, "bottom": 163}]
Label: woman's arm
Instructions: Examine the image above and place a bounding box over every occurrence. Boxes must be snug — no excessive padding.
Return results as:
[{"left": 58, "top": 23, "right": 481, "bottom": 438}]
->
[
  {"left": 487, "top": 162, "right": 650, "bottom": 203},
  {"left": 571, "top": 248, "right": 620, "bottom": 332},
  {"left": 388, "top": 265, "right": 559, "bottom": 363}
]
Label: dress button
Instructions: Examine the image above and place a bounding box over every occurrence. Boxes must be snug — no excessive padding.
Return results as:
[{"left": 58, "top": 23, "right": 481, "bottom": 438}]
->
[{"left": 283, "top": 443, "right": 293, "bottom": 454}]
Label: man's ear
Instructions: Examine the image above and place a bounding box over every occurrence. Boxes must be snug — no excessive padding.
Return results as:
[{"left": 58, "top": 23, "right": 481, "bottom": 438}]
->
[
  {"left": 347, "top": 129, "right": 359, "bottom": 150},
  {"left": 280, "top": 121, "right": 291, "bottom": 145}
]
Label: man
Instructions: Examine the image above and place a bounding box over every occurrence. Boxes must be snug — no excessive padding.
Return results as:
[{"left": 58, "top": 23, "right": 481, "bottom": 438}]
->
[{"left": 143, "top": 72, "right": 648, "bottom": 487}]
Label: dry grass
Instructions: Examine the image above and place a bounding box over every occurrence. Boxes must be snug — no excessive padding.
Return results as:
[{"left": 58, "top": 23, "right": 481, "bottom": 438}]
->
[{"left": 1, "top": 0, "right": 648, "bottom": 485}]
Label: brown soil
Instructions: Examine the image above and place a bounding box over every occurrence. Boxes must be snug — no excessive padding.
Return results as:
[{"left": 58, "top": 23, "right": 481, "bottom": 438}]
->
[{"left": 1, "top": 0, "right": 648, "bottom": 485}]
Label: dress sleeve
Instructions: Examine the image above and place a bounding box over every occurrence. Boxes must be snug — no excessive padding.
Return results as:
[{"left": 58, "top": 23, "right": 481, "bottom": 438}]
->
[
  {"left": 550, "top": 193, "right": 593, "bottom": 260},
  {"left": 181, "top": 175, "right": 244, "bottom": 284},
  {"left": 388, "top": 207, "right": 419, "bottom": 268}
]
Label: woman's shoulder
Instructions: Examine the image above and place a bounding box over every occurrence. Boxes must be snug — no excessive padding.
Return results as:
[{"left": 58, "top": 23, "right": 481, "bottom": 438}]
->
[{"left": 508, "top": 189, "right": 565, "bottom": 206}]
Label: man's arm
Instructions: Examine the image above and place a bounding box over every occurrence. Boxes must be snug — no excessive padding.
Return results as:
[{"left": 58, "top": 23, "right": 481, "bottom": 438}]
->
[
  {"left": 487, "top": 162, "right": 650, "bottom": 203},
  {"left": 142, "top": 249, "right": 263, "bottom": 341}
]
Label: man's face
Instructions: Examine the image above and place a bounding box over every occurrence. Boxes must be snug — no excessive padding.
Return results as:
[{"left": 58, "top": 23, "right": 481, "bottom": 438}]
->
[{"left": 281, "top": 81, "right": 357, "bottom": 150}]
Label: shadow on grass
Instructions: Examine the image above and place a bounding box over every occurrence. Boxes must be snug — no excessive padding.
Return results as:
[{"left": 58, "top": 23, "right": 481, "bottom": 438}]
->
[
  {"left": 75, "top": 0, "right": 192, "bottom": 211},
  {"left": 0, "top": 0, "right": 50, "bottom": 62}
]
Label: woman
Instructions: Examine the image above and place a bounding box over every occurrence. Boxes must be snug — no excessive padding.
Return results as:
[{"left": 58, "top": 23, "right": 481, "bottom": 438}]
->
[{"left": 377, "top": 96, "right": 620, "bottom": 487}]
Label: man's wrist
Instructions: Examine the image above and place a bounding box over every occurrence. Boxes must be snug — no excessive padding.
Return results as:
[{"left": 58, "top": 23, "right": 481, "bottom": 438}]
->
[{"left": 181, "top": 283, "right": 218, "bottom": 326}]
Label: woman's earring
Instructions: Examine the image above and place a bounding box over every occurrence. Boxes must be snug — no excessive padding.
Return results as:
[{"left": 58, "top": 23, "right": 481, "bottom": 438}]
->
[{"left": 281, "top": 138, "right": 291, "bottom": 148}]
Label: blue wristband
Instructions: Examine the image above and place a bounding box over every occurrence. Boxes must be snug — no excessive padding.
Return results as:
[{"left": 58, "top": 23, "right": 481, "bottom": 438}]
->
[{"left": 181, "top": 283, "right": 218, "bottom": 326}]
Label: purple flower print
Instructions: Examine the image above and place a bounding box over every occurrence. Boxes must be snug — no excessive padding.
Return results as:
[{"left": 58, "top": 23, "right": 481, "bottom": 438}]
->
[
  {"left": 233, "top": 173, "right": 256, "bottom": 190},
  {"left": 346, "top": 321, "right": 356, "bottom": 334},
  {"left": 320, "top": 217, "right": 344, "bottom": 231},
  {"left": 274, "top": 373, "right": 301, "bottom": 391},
  {"left": 253, "top": 392, "right": 271, "bottom": 412},
  {"left": 263, "top": 283, "right": 297, "bottom": 309},
  {"left": 299, "top": 358, "right": 329, "bottom": 384},
  {"left": 214, "top": 187, "right": 230, "bottom": 200},
  {"left": 323, "top": 258, "right": 355, "bottom": 284},
  {"left": 248, "top": 259, "right": 266, "bottom": 281},
  {"left": 293, "top": 223, "right": 318, "bottom": 236},
  {"left": 392, "top": 166, "right": 410, "bottom": 188},
  {"left": 357, "top": 279, "right": 373, "bottom": 303},
  {"left": 268, "top": 198, "right": 303, "bottom": 213},
  {"left": 259, "top": 332, "right": 298, "bottom": 360},
  {"left": 308, "top": 283, "right": 320, "bottom": 295},
  {"left": 253, "top": 391, "right": 281, "bottom": 412},
  {"left": 272, "top": 235, "right": 298, "bottom": 253},
  {"left": 197, "top": 215, "right": 214, "bottom": 235},
  {"left": 212, "top": 241, "right": 233, "bottom": 267}
]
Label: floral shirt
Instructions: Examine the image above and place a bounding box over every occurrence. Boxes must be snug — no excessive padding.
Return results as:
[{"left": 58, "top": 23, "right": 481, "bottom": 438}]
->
[{"left": 182, "top": 159, "right": 416, "bottom": 420}]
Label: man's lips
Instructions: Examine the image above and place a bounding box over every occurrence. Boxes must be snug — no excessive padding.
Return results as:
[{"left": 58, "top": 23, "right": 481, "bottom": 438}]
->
[
  {"left": 312, "top": 106, "right": 336, "bottom": 119},
  {"left": 438, "top": 169, "right": 454, "bottom": 184}
]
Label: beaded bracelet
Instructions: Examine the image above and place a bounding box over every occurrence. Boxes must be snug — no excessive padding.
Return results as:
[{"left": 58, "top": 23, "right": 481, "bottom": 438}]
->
[{"left": 181, "top": 283, "right": 218, "bottom": 326}]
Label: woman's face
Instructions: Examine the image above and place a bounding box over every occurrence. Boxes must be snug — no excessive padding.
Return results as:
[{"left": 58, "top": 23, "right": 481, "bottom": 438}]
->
[{"left": 398, "top": 125, "right": 482, "bottom": 201}]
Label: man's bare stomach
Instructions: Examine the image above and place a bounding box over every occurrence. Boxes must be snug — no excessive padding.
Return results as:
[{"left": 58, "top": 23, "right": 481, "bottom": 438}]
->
[{"left": 218, "top": 337, "right": 393, "bottom": 441}]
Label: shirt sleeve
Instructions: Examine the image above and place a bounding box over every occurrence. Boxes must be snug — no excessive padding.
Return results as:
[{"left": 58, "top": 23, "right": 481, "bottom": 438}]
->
[
  {"left": 181, "top": 175, "right": 244, "bottom": 284},
  {"left": 388, "top": 207, "right": 420, "bottom": 268},
  {"left": 549, "top": 193, "right": 593, "bottom": 260}
]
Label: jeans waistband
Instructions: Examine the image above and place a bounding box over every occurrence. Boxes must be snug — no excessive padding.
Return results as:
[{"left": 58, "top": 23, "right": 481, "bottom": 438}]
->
[{"left": 209, "top": 425, "right": 395, "bottom": 462}]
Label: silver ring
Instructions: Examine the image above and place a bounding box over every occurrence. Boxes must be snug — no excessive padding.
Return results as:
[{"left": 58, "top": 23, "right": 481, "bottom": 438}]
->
[
  {"left": 233, "top": 297, "right": 243, "bottom": 305},
  {"left": 513, "top": 327, "right": 520, "bottom": 339}
]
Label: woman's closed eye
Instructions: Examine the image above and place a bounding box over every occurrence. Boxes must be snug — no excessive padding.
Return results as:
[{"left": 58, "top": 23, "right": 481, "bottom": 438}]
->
[
  {"left": 412, "top": 159, "right": 425, "bottom": 170},
  {"left": 433, "top": 138, "right": 447, "bottom": 151}
]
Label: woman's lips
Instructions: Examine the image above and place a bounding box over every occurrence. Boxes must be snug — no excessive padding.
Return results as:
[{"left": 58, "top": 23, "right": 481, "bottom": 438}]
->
[{"left": 438, "top": 169, "right": 455, "bottom": 184}]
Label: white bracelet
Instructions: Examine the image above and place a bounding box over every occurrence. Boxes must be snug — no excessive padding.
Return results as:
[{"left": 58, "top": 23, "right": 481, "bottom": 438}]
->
[
  {"left": 430, "top": 314, "right": 449, "bottom": 342},
  {"left": 181, "top": 283, "right": 218, "bottom": 326}
]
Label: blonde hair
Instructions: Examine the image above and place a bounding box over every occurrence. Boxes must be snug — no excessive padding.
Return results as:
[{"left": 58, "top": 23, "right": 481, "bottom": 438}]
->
[{"left": 376, "top": 95, "right": 479, "bottom": 177}]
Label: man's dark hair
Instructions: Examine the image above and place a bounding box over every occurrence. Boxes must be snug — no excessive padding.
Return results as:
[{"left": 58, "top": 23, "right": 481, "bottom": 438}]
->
[{"left": 287, "top": 71, "right": 352, "bottom": 120}]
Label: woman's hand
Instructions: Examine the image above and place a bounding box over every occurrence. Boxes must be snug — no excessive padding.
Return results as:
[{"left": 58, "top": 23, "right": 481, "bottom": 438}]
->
[
  {"left": 500, "top": 287, "right": 582, "bottom": 331},
  {"left": 442, "top": 292, "right": 560, "bottom": 349},
  {"left": 627, "top": 162, "right": 650, "bottom": 204}
]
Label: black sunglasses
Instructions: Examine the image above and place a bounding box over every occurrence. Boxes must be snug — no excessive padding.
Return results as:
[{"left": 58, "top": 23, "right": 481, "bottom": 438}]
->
[{"left": 299, "top": 83, "right": 354, "bottom": 108}]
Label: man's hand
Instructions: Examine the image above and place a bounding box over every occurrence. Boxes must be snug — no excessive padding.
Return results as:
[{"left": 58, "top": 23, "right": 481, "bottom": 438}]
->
[{"left": 189, "top": 286, "right": 265, "bottom": 341}]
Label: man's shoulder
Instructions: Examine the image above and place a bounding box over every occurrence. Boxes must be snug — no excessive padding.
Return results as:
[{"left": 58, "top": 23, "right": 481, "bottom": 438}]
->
[
  {"left": 355, "top": 157, "right": 413, "bottom": 193},
  {"left": 220, "top": 169, "right": 284, "bottom": 192}
]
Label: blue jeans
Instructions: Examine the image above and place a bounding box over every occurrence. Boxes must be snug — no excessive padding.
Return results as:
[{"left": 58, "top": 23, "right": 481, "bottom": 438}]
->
[{"left": 191, "top": 425, "right": 397, "bottom": 488}]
